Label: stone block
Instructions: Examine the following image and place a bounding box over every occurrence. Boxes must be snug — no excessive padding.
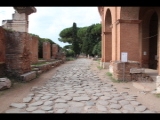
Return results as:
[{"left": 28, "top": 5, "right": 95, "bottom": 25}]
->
[
  {"left": 130, "top": 68, "right": 145, "bottom": 74},
  {"left": 20, "top": 71, "right": 36, "bottom": 82},
  {"left": 0, "top": 77, "right": 11, "bottom": 90}
]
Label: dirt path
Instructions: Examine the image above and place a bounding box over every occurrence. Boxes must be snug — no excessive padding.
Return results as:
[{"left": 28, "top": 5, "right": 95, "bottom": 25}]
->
[{"left": 0, "top": 58, "right": 160, "bottom": 113}]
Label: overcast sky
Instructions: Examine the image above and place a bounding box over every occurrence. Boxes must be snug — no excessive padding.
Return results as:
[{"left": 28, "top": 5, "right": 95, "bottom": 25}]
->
[{"left": 0, "top": 7, "right": 101, "bottom": 47}]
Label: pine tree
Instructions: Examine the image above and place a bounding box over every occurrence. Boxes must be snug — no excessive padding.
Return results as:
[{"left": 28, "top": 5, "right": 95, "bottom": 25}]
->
[{"left": 72, "top": 22, "right": 80, "bottom": 57}]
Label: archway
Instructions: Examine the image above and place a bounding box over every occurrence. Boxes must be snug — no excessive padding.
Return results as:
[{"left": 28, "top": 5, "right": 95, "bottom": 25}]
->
[
  {"left": 140, "top": 8, "right": 159, "bottom": 70},
  {"left": 149, "top": 12, "right": 158, "bottom": 69},
  {"left": 103, "top": 9, "right": 112, "bottom": 62}
]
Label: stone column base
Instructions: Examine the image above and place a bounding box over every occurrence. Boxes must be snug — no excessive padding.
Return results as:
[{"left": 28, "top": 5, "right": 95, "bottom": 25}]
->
[
  {"left": 100, "top": 62, "right": 110, "bottom": 69},
  {"left": 156, "top": 76, "right": 160, "bottom": 93},
  {"left": 109, "top": 64, "right": 113, "bottom": 74}
]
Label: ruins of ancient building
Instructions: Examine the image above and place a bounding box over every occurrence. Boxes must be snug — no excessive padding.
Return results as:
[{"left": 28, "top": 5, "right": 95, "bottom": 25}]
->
[
  {"left": 98, "top": 7, "right": 160, "bottom": 92},
  {"left": 2, "top": 7, "right": 36, "bottom": 32}
]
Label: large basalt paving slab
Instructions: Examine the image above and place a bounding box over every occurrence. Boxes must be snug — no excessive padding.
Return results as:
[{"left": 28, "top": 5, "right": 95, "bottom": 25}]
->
[
  {"left": 23, "top": 97, "right": 32, "bottom": 103},
  {"left": 26, "top": 107, "right": 38, "bottom": 112},
  {"left": 135, "top": 105, "right": 147, "bottom": 112},
  {"left": 10, "top": 103, "right": 26, "bottom": 109},
  {"left": 73, "top": 97, "right": 91, "bottom": 101},
  {"left": 67, "top": 107, "right": 83, "bottom": 113},
  {"left": 5, "top": 108, "right": 24, "bottom": 113},
  {"left": 123, "top": 104, "right": 135, "bottom": 112},
  {"left": 29, "top": 101, "right": 44, "bottom": 106},
  {"left": 54, "top": 103, "right": 69, "bottom": 109},
  {"left": 55, "top": 109, "right": 66, "bottom": 113},
  {"left": 109, "top": 104, "right": 122, "bottom": 110}
]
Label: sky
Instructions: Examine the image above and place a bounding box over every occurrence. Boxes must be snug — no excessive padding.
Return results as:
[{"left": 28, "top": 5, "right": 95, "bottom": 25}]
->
[{"left": 0, "top": 7, "right": 101, "bottom": 47}]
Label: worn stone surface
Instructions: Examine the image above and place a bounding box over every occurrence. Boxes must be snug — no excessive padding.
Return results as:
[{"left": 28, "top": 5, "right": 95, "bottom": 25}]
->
[
  {"left": 86, "top": 101, "right": 95, "bottom": 106},
  {"left": 67, "top": 107, "right": 83, "bottom": 113},
  {"left": 61, "top": 96, "right": 72, "bottom": 101},
  {"left": 32, "top": 110, "right": 46, "bottom": 113},
  {"left": 54, "top": 103, "right": 69, "bottom": 109},
  {"left": 55, "top": 109, "right": 66, "bottom": 113},
  {"left": 0, "top": 78, "right": 11, "bottom": 90},
  {"left": 55, "top": 99, "right": 67, "bottom": 103},
  {"left": 23, "top": 97, "right": 32, "bottom": 103},
  {"left": 98, "top": 100, "right": 109, "bottom": 106},
  {"left": 29, "top": 101, "right": 43, "bottom": 106},
  {"left": 20, "top": 71, "right": 37, "bottom": 82},
  {"left": 10, "top": 103, "right": 26, "bottom": 109},
  {"left": 109, "top": 104, "right": 122, "bottom": 110},
  {"left": 41, "top": 106, "right": 53, "bottom": 111},
  {"left": 130, "top": 101, "right": 141, "bottom": 106},
  {"left": 68, "top": 102, "right": 84, "bottom": 107},
  {"left": 123, "top": 104, "right": 135, "bottom": 112},
  {"left": 119, "top": 100, "right": 130, "bottom": 106},
  {"left": 135, "top": 106, "right": 147, "bottom": 112},
  {"left": 4, "top": 58, "right": 155, "bottom": 113},
  {"left": 109, "top": 109, "right": 121, "bottom": 113},
  {"left": 26, "top": 107, "right": 37, "bottom": 112},
  {"left": 5, "top": 108, "right": 22, "bottom": 113},
  {"left": 73, "top": 97, "right": 91, "bottom": 101},
  {"left": 96, "top": 105, "right": 107, "bottom": 112},
  {"left": 44, "top": 101, "right": 53, "bottom": 106}
]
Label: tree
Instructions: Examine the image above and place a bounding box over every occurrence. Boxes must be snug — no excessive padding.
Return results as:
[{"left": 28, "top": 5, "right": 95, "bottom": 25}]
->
[
  {"left": 72, "top": 22, "right": 80, "bottom": 56},
  {"left": 92, "top": 41, "right": 101, "bottom": 57},
  {"left": 59, "top": 23, "right": 101, "bottom": 57},
  {"left": 58, "top": 27, "right": 73, "bottom": 44}
]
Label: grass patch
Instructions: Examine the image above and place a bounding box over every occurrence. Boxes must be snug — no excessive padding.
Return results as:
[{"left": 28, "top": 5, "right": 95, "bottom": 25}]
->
[
  {"left": 155, "top": 93, "right": 160, "bottom": 98},
  {"left": 97, "top": 59, "right": 100, "bottom": 64},
  {"left": 106, "top": 72, "right": 122, "bottom": 83},
  {"left": 97, "top": 66, "right": 103, "bottom": 70},
  {"left": 106, "top": 72, "right": 112, "bottom": 76},
  {"left": 66, "top": 57, "right": 75, "bottom": 61},
  {"left": 32, "top": 61, "right": 47, "bottom": 66}
]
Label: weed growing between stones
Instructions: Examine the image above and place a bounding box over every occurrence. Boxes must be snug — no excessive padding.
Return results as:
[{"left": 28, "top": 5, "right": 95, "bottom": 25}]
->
[
  {"left": 32, "top": 61, "right": 47, "bottom": 66},
  {"left": 155, "top": 93, "right": 160, "bottom": 98},
  {"left": 97, "top": 66, "right": 103, "bottom": 70},
  {"left": 106, "top": 72, "right": 124, "bottom": 83},
  {"left": 66, "top": 57, "right": 75, "bottom": 61}
]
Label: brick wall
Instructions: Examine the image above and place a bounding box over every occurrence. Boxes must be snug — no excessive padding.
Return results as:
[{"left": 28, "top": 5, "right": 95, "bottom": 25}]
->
[
  {"left": 5, "top": 31, "right": 31, "bottom": 78},
  {"left": 52, "top": 44, "right": 58, "bottom": 59},
  {"left": 29, "top": 36, "right": 38, "bottom": 64},
  {"left": 43, "top": 42, "right": 51, "bottom": 60},
  {"left": 0, "top": 27, "right": 6, "bottom": 77}
]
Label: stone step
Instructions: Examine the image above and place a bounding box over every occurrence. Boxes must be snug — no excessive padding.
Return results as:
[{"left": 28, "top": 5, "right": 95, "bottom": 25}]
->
[{"left": 20, "top": 71, "right": 37, "bottom": 82}]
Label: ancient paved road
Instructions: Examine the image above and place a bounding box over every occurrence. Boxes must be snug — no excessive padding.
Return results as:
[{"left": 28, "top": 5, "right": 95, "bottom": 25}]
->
[{"left": 5, "top": 58, "right": 156, "bottom": 113}]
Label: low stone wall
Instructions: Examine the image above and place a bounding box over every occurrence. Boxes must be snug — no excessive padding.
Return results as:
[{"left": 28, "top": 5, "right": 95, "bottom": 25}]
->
[
  {"left": 31, "top": 60, "right": 63, "bottom": 76},
  {"left": 111, "top": 61, "right": 140, "bottom": 81}
]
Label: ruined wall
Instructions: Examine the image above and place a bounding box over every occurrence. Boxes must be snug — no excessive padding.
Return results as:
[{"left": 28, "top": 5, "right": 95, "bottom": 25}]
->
[
  {"left": 5, "top": 31, "right": 31, "bottom": 78},
  {"left": 112, "top": 61, "right": 140, "bottom": 81},
  {"left": 52, "top": 44, "right": 58, "bottom": 59},
  {"left": 0, "top": 27, "right": 6, "bottom": 77},
  {"left": 29, "top": 36, "right": 38, "bottom": 64},
  {"left": 43, "top": 42, "right": 51, "bottom": 60}
]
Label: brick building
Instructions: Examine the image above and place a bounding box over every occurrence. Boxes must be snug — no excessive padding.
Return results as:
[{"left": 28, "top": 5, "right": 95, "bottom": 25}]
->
[{"left": 98, "top": 7, "right": 160, "bottom": 74}]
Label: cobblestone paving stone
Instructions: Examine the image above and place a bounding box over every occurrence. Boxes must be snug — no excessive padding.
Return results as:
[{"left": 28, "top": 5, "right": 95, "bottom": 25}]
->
[{"left": 5, "top": 58, "right": 157, "bottom": 113}]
